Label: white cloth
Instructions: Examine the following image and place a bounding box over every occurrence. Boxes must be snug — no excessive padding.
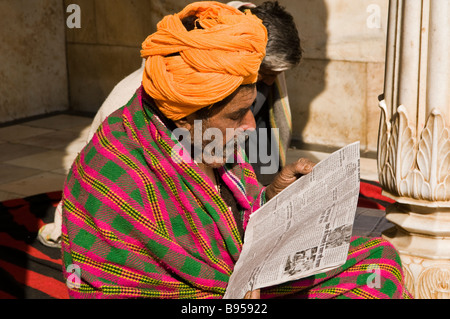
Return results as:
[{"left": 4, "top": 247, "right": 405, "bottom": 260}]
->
[
  {"left": 87, "top": 60, "right": 145, "bottom": 142},
  {"left": 38, "top": 59, "right": 145, "bottom": 248},
  {"left": 37, "top": 201, "right": 63, "bottom": 248},
  {"left": 227, "top": 1, "right": 256, "bottom": 9}
]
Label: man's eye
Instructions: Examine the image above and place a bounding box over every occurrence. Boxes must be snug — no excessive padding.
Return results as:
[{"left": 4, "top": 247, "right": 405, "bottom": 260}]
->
[
  {"left": 229, "top": 108, "right": 251, "bottom": 121},
  {"left": 230, "top": 111, "right": 247, "bottom": 121}
]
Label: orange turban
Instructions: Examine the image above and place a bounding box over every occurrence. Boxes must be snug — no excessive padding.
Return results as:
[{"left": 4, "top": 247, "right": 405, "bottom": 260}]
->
[{"left": 140, "top": 1, "right": 267, "bottom": 121}]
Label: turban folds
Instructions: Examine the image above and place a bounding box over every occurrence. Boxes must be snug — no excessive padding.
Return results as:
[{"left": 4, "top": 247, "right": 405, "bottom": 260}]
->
[{"left": 140, "top": 1, "right": 267, "bottom": 121}]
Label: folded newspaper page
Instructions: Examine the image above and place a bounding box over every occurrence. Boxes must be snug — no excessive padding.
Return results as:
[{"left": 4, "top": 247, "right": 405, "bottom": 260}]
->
[{"left": 224, "top": 142, "right": 361, "bottom": 299}]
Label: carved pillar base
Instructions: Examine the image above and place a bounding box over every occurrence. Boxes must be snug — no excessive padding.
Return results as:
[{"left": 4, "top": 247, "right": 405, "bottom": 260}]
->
[
  {"left": 377, "top": 102, "right": 450, "bottom": 298},
  {"left": 399, "top": 255, "right": 450, "bottom": 299},
  {"left": 382, "top": 201, "right": 450, "bottom": 298}
]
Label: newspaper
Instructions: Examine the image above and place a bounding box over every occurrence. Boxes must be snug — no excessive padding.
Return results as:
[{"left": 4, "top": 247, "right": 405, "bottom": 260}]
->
[{"left": 224, "top": 142, "right": 361, "bottom": 299}]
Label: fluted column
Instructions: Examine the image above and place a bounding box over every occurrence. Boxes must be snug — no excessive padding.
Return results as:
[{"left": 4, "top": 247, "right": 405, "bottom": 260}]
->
[{"left": 378, "top": 0, "right": 450, "bottom": 299}]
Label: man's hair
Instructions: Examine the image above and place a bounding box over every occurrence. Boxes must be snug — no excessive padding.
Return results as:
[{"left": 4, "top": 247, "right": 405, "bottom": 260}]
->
[
  {"left": 181, "top": 15, "right": 203, "bottom": 31},
  {"left": 246, "top": 1, "right": 302, "bottom": 71}
]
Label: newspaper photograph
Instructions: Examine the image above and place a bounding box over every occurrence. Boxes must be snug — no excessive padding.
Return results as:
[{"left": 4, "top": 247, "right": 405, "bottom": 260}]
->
[{"left": 224, "top": 142, "right": 361, "bottom": 299}]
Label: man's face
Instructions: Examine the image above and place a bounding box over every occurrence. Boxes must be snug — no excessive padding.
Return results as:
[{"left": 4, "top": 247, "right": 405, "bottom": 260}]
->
[{"left": 175, "top": 85, "right": 257, "bottom": 168}]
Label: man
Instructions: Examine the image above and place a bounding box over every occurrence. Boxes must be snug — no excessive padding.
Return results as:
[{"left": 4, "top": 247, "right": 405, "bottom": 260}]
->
[
  {"left": 88, "top": 1, "right": 300, "bottom": 184},
  {"left": 61, "top": 1, "right": 285, "bottom": 298},
  {"left": 231, "top": 1, "right": 302, "bottom": 185},
  {"left": 38, "top": 0, "right": 301, "bottom": 247},
  {"left": 61, "top": 2, "right": 411, "bottom": 299}
]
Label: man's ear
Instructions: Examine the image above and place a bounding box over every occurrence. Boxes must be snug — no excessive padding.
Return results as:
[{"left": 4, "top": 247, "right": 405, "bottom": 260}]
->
[
  {"left": 173, "top": 117, "right": 191, "bottom": 130},
  {"left": 173, "top": 114, "right": 195, "bottom": 131}
]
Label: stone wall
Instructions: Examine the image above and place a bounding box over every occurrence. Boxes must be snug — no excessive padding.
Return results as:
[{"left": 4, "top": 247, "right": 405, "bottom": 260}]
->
[
  {"left": 64, "top": 0, "right": 183, "bottom": 113},
  {"left": 0, "top": 0, "right": 69, "bottom": 124},
  {"left": 286, "top": 0, "right": 388, "bottom": 153}
]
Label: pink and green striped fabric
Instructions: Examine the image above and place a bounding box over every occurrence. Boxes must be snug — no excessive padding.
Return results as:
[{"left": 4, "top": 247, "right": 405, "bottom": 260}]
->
[
  {"left": 61, "top": 86, "right": 411, "bottom": 299},
  {"left": 261, "top": 237, "right": 412, "bottom": 299},
  {"left": 61, "top": 86, "right": 265, "bottom": 298}
]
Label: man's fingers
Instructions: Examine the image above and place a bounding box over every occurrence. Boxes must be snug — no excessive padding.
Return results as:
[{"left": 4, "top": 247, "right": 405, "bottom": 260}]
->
[
  {"left": 283, "top": 158, "right": 315, "bottom": 177},
  {"left": 265, "top": 157, "right": 316, "bottom": 201},
  {"left": 294, "top": 158, "right": 315, "bottom": 175},
  {"left": 282, "top": 158, "right": 314, "bottom": 178},
  {"left": 244, "top": 289, "right": 260, "bottom": 299}
]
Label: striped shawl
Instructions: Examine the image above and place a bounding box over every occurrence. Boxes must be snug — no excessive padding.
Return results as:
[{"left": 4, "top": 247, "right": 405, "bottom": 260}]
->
[
  {"left": 61, "top": 87, "right": 412, "bottom": 299},
  {"left": 61, "top": 86, "right": 265, "bottom": 299}
]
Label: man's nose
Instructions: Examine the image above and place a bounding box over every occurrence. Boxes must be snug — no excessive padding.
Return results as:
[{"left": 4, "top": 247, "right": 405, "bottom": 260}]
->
[{"left": 240, "top": 109, "right": 256, "bottom": 131}]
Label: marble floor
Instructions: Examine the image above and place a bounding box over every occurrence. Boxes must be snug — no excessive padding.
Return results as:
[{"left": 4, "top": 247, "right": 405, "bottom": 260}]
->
[
  {"left": 0, "top": 114, "right": 93, "bottom": 201},
  {"left": 0, "top": 113, "right": 379, "bottom": 202}
]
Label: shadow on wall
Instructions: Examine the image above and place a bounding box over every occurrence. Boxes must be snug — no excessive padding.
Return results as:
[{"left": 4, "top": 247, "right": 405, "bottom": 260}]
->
[{"left": 283, "top": 0, "right": 329, "bottom": 150}]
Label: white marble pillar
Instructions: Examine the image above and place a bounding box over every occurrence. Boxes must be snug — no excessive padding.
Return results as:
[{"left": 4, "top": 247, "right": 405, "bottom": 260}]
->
[{"left": 378, "top": 0, "right": 450, "bottom": 299}]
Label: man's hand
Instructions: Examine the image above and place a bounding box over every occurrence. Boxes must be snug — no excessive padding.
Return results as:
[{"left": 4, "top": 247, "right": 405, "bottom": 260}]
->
[
  {"left": 244, "top": 289, "right": 260, "bottom": 299},
  {"left": 265, "top": 158, "right": 316, "bottom": 201}
]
